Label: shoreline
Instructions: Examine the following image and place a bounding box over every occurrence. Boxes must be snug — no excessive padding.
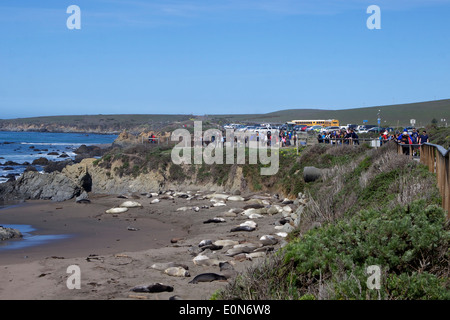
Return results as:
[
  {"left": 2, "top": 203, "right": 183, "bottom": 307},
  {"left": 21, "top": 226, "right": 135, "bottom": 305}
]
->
[{"left": 0, "top": 191, "right": 293, "bottom": 300}]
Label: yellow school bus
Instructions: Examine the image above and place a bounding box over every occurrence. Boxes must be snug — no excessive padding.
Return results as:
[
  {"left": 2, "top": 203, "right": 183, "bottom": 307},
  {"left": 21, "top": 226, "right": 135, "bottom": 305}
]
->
[{"left": 290, "top": 119, "right": 340, "bottom": 127}]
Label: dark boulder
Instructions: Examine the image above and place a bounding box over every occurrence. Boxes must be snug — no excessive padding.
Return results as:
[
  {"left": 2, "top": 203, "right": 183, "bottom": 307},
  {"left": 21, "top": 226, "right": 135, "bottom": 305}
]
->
[{"left": 32, "top": 157, "right": 49, "bottom": 166}]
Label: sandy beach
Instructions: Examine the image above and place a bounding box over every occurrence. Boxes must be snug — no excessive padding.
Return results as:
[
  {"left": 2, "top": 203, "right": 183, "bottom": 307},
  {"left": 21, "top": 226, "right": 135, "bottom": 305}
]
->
[{"left": 0, "top": 191, "right": 290, "bottom": 300}]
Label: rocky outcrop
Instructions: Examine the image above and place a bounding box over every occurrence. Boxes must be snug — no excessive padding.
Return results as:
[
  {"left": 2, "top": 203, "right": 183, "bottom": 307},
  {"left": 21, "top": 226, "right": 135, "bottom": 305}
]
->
[
  {"left": 0, "top": 171, "right": 81, "bottom": 202},
  {"left": 0, "top": 226, "right": 22, "bottom": 241}
]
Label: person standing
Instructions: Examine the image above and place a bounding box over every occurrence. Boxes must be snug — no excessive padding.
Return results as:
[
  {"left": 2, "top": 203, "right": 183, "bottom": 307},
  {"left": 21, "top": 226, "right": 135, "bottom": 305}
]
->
[{"left": 419, "top": 130, "right": 429, "bottom": 144}]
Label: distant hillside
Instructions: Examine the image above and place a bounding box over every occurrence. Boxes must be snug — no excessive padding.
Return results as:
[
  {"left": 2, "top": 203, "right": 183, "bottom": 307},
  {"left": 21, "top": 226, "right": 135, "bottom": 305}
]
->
[
  {"left": 208, "top": 99, "right": 450, "bottom": 127},
  {"left": 1, "top": 99, "right": 448, "bottom": 133},
  {"left": 0, "top": 114, "right": 195, "bottom": 134}
]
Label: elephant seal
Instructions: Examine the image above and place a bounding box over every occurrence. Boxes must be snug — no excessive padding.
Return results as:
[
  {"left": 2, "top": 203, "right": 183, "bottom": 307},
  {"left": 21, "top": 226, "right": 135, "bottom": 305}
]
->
[
  {"left": 230, "top": 226, "right": 255, "bottom": 232},
  {"left": 105, "top": 207, "right": 128, "bottom": 214},
  {"left": 164, "top": 267, "right": 190, "bottom": 277},
  {"left": 130, "top": 283, "right": 173, "bottom": 293},
  {"left": 199, "top": 244, "right": 223, "bottom": 251},
  {"left": 260, "top": 235, "right": 278, "bottom": 246},
  {"left": 243, "top": 203, "right": 265, "bottom": 210},
  {"left": 214, "top": 239, "right": 239, "bottom": 247},
  {"left": 119, "top": 201, "right": 142, "bottom": 208},
  {"left": 198, "top": 239, "right": 213, "bottom": 247},
  {"left": 240, "top": 220, "right": 257, "bottom": 228},
  {"left": 151, "top": 262, "right": 189, "bottom": 271},
  {"left": 203, "top": 218, "right": 226, "bottom": 224},
  {"left": 189, "top": 273, "right": 228, "bottom": 284}
]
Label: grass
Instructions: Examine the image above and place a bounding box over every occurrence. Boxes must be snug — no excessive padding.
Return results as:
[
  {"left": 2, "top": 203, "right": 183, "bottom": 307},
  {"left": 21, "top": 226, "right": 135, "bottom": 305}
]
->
[{"left": 217, "top": 142, "right": 449, "bottom": 300}]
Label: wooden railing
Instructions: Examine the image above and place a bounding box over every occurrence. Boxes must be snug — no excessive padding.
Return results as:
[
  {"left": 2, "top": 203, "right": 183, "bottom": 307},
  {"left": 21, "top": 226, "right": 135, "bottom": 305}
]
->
[{"left": 397, "top": 141, "right": 450, "bottom": 216}]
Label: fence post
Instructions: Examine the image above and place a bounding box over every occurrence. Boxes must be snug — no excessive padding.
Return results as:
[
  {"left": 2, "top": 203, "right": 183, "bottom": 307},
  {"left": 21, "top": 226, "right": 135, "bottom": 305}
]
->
[{"left": 444, "top": 154, "right": 449, "bottom": 216}]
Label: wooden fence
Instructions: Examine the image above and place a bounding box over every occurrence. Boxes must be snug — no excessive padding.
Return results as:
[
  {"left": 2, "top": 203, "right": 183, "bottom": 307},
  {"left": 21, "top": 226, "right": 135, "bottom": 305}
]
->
[{"left": 397, "top": 141, "right": 450, "bottom": 217}]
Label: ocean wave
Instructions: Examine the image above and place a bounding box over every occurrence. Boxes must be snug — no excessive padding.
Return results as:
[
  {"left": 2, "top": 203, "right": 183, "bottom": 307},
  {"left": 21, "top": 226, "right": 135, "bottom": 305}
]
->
[{"left": 19, "top": 142, "right": 84, "bottom": 146}]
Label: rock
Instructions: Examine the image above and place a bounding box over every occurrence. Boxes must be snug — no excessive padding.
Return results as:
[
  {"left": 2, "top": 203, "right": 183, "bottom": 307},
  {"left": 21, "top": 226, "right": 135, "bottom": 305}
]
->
[
  {"left": 75, "top": 191, "right": 89, "bottom": 203},
  {"left": 31, "top": 157, "right": 49, "bottom": 166},
  {"left": 24, "top": 165, "right": 37, "bottom": 173},
  {"left": 43, "top": 159, "right": 74, "bottom": 174},
  {"left": 8, "top": 171, "right": 81, "bottom": 202},
  {"left": 267, "top": 206, "right": 279, "bottom": 215},
  {"left": 303, "top": 166, "right": 324, "bottom": 183},
  {"left": 0, "top": 226, "right": 22, "bottom": 241}
]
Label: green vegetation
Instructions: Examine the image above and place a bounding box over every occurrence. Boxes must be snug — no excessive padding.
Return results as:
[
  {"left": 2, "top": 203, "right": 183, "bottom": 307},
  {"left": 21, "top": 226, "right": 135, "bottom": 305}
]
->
[
  {"left": 218, "top": 142, "right": 449, "bottom": 300},
  {"left": 428, "top": 126, "right": 450, "bottom": 149}
]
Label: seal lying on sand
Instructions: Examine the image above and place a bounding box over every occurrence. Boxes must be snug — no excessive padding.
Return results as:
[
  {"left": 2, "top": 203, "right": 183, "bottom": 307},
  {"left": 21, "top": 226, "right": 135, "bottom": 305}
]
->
[
  {"left": 130, "top": 283, "right": 174, "bottom": 293},
  {"left": 164, "top": 267, "right": 190, "bottom": 277},
  {"left": 203, "top": 218, "right": 226, "bottom": 224},
  {"left": 151, "top": 262, "right": 189, "bottom": 271},
  {"left": 230, "top": 225, "right": 255, "bottom": 232},
  {"left": 105, "top": 207, "right": 128, "bottom": 214},
  {"left": 188, "top": 273, "right": 228, "bottom": 284},
  {"left": 119, "top": 201, "right": 142, "bottom": 208}
]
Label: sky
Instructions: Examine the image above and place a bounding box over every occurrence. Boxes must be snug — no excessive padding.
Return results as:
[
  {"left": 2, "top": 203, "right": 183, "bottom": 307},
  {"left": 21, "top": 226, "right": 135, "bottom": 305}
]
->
[{"left": 0, "top": 0, "right": 450, "bottom": 118}]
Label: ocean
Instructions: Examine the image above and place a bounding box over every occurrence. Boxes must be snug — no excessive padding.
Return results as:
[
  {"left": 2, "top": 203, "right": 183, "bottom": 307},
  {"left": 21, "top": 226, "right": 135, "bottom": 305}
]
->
[{"left": 0, "top": 131, "right": 117, "bottom": 184}]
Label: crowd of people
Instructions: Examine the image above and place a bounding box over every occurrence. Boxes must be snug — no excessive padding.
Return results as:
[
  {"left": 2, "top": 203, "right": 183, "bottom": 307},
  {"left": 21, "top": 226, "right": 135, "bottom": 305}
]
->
[
  {"left": 184, "top": 126, "right": 431, "bottom": 154},
  {"left": 317, "top": 129, "right": 360, "bottom": 145},
  {"left": 396, "top": 128, "right": 429, "bottom": 155},
  {"left": 316, "top": 127, "right": 430, "bottom": 156}
]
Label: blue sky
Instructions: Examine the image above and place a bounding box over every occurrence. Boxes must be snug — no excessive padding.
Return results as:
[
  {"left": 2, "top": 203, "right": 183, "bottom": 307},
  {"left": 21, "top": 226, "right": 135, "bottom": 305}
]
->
[{"left": 1, "top": 0, "right": 449, "bottom": 118}]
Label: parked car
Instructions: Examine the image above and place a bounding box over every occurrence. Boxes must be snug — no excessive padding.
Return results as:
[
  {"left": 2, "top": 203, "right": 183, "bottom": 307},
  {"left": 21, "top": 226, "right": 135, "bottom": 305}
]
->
[
  {"left": 307, "top": 125, "right": 323, "bottom": 132},
  {"left": 367, "top": 127, "right": 385, "bottom": 133},
  {"left": 357, "top": 125, "right": 377, "bottom": 133},
  {"left": 321, "top": 126, "right": 341, "bottom": 133}
]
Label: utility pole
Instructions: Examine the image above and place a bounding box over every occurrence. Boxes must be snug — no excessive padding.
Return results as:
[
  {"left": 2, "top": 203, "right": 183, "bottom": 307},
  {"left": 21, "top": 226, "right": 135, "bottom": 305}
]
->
[{"left": 377, "top": 110, "right": 381, "bottom": 133}]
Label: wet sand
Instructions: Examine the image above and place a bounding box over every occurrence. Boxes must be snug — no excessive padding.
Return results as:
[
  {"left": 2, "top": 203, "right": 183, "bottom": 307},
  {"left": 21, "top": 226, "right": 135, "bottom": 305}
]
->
[{"left": 0, "top": 191, "right": 288, "bottom": 300}]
